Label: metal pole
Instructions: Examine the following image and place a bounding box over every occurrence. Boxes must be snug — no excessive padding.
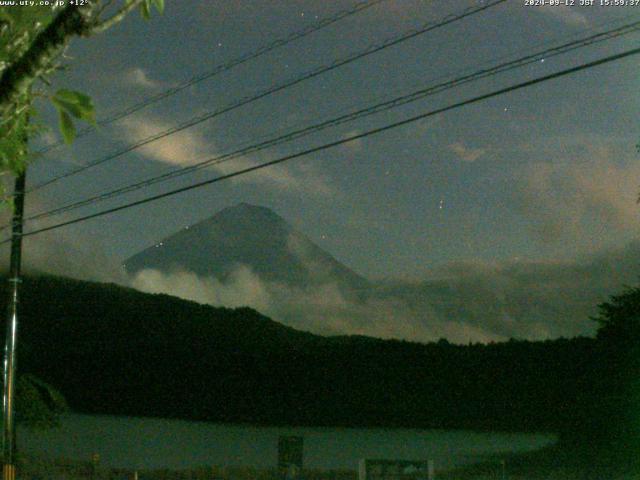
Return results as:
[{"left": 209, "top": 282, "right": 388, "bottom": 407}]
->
[{"left": 2, "top": 171, "right": 26, "bottom": 480}]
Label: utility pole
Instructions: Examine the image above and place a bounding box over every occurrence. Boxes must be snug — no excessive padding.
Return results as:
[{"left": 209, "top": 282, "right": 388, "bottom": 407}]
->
[{"left": 2, "top": 170, "right": 26, "bottom": 480}]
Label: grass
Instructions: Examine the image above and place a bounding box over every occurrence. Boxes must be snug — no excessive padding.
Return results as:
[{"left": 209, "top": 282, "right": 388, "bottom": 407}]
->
[
  {"left": 439, "top": 443, "right": 640, "bottom": 479},
  {"left": 13, "top": 443, "right": 640, "bottom": 480}
]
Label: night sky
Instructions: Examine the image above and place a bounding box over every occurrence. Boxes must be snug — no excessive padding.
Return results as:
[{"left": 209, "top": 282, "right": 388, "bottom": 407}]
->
[{"left": 9, "top": 0, "right": 640, "bottom": 341}]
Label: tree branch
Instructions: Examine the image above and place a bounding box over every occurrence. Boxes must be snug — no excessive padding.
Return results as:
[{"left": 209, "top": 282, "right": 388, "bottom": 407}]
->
[
  {"left": 0, "top": 0, "right": 143, "bottom": 119},
  {"left": 0, "top": 5, "right": 95, "bottom": 118},
  {"left": 89, "top": 0, "right": 144, "bottom": 34}
]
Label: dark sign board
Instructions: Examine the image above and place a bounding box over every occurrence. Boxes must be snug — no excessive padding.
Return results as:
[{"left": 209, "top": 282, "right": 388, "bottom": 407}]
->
[
  {"left": 359, "top": 459, "right": 434, "bottom": 480},
  {"left": 278, "top": 436, "right": 304, "bottom": 476}
]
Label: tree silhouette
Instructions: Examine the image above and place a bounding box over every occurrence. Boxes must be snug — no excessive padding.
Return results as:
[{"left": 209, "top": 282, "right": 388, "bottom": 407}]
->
[
  {"left": 594, "top": 285, "right": 640, "bottom": 346},
  {"left": 589, "top": 285, "right": 640, "bottom": 463}
]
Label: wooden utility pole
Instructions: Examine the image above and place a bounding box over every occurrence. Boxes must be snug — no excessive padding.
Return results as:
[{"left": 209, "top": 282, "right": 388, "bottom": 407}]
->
[{"left": 2, "top": 171, "right": 26, "bottom": 480}]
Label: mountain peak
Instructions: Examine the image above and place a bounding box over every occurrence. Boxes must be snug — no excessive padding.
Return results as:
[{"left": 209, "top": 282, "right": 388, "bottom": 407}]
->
[
  {"left": 199, "top": 203, "right": 290, "bottom": 235},
  {"left": 215, "top": 202, "right": 285, "bottom": 221},
  {"left": 124, "top": 204, "right": 368, "bottom": 290},
  {"left": 223, "top": 202, "right": 272, "bottom": 214}
]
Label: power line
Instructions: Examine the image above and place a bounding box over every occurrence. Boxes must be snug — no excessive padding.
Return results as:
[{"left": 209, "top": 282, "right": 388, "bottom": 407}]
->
[
  {"left": 20, "top": 17, "right": 640, "bottom": 225},
  {"left": 34, "top": 0, "right": 390, "bottom": 156},
  {"left": 27, "top": 0, "right": 508, "bottom": 193},
  {"left": 11, "top": 45, "right": 640, "bottom": 243}
]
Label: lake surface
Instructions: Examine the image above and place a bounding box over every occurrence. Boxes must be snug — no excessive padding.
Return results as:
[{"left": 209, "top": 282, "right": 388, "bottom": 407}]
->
[{"left": 19, "top": 414, "right": 555, "bottom": 471}]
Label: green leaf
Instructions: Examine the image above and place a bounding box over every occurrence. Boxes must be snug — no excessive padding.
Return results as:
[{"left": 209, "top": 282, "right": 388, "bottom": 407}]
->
[
  {"left": 140, "top": 0, "right": 151, "bottom": 20},
  {"left": 54, "top": 88, "right": 92, "bottom": 107},
  {"left": 151, "top": 0, "right": 164, "bottom": 14},
  {"left": 52, "top": 89, "right": 95, "bottom": 125},
  {"left": 58, "top": 109, "right": 75, "bottom": 144},
  {"left": 51, "top": 96, "right": 82, "bottom": 117}
]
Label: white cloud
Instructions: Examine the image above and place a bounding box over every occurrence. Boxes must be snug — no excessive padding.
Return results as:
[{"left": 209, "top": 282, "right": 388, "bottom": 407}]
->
[
  {"left": 118, "top": 115, "right": 336, "bottom": 197},
  {"left": 119, "top": 116, "right": 209, "bottom": 167},
  {"left": 131, "top": 266, "right": 272, "bottom": 313},
  {"left": 129, "top": 265, "right": 453, "bottom": 343},
  {"left": 124, "top": 67, "right": 161, "bottom": 90}
]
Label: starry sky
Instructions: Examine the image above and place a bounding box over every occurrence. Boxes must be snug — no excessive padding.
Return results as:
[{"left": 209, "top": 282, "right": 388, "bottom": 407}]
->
[{"left": 8, "top": 0, "right": 640, "bottom": 340}]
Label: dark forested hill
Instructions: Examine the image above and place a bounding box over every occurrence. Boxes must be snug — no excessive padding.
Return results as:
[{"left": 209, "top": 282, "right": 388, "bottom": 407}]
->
[{"left": 0, "top": 275, "right": 599, "bottom": 434}]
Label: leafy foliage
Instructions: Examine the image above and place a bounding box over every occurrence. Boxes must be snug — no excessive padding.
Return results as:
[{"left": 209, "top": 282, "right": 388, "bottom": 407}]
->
[
  {"left": 140, "top": 0, "right": 164, "bottom": 19},
  {"left": 0, "top": 6, "right": 55, "bottom": 67},
  {"left": 51, "top": 89, "right": 96, "bottom": 144},
  {"left": 0, "top": 1, "right": 163, "bottom": 185},
  {"left": 0, "top": 370, "right": 67, "bottom": 430},
  {"left": 15, "top": 373, "right": 67, "bottom": 429},
  {"left": 0, "top": 6, "right": 54, "bottom": 176}
]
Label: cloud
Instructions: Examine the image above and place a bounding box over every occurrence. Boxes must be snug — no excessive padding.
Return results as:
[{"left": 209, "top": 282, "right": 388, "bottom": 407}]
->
[
  {"left": 511, "top": 142, "right": 640, "bottom": 244},
  {"left": 0, "top": 194, "right": 125, "bottom": 283},
  {"left": 0, "top": 227, "right": 126, "bottom": 285},
  {"left": 129, "top": 265, "right": 455, "bottom": 343},
  {"left": 286, "top": 232, "right": 343, "bottom": 285},
  {"left": 125, "top": 240, "right": 640, "bottom": 344},
  {"left": 118, "top": 115, "right": 337, "bottom": 197},
  {"left": 131, "top": 266, "right": 272, "bottom": 313},
  {"left": 124, "top": 68, "right": 161, "bottom": 90},
  {"left": 378, "top": 242, "right": 640, "bottom": 340},
  {"left": 119, "top": 116, "right": 209, "bottom": 167},
  {"left": 449, "top": 142, "right": 485, "bottom": 162},
  {"left": 128, "top": 233, "right": 475, "bottom": 343},
  {"left": 17, "top": 231, "right": 127, "bottom": 283}
]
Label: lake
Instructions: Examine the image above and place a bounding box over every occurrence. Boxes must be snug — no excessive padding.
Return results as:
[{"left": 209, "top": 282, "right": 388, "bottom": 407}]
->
[{"left": 19, "top": 414, "right": 555, "bottom": 471}]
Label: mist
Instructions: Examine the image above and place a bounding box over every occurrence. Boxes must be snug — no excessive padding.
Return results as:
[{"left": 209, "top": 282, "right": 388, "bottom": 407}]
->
[{"left": 128, "top": 240, "right": 640, "bottom": 343}]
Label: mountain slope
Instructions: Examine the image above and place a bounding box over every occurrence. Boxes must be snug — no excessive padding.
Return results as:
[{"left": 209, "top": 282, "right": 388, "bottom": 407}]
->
[{"left": 124, "top": 203, "right": 368, "bottom": 290}]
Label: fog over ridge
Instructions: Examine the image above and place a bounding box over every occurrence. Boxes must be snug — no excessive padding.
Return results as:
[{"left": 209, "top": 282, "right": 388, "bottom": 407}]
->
[
  {"left": 1, "top": 199, "right": 637, "bottom": 344},
  {"left": 128, "top": 239, "right": 640, "bottom": 343}
]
